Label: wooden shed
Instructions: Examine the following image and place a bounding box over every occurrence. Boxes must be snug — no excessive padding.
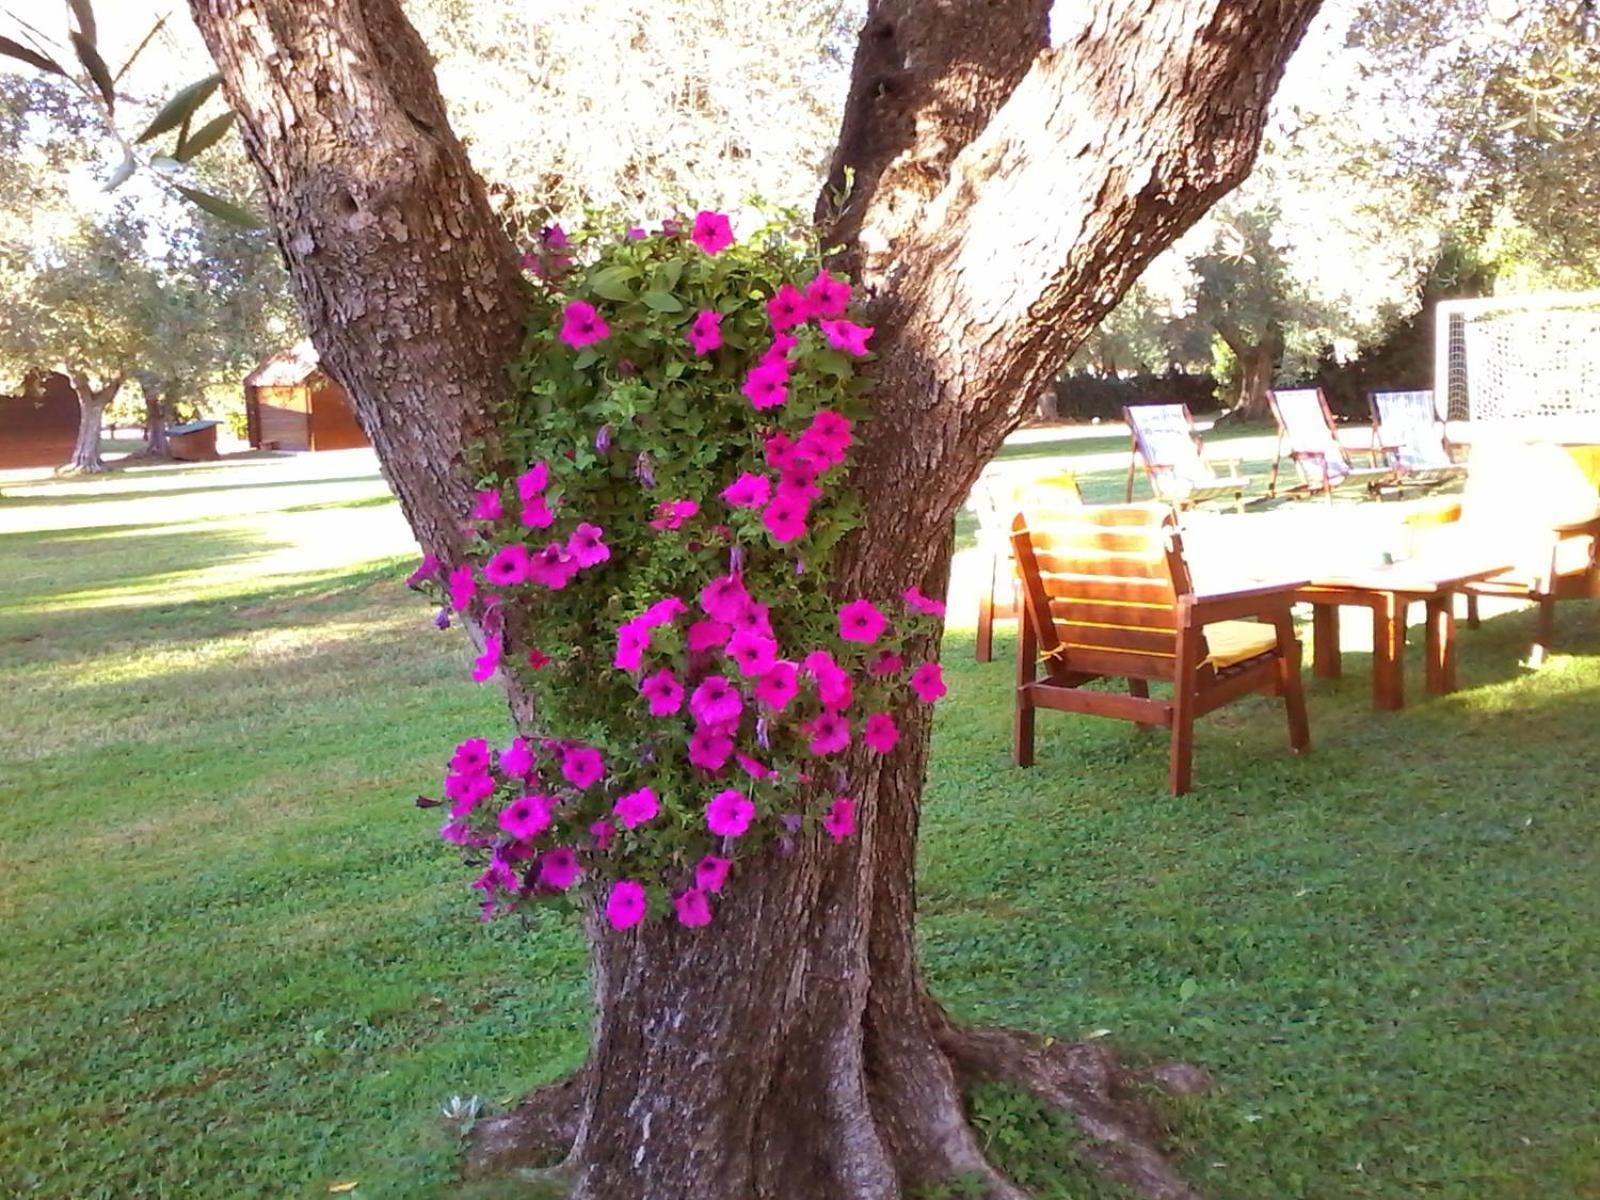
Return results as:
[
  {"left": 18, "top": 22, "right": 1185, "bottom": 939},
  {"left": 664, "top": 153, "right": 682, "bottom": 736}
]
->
[
  {"left": 167, "top": 419, "right": 221, "bottom": 462},
  {"left": 0, "top": 371, "right": 78, "bottom": 469},
  {"left": 243, "top": 342, "right": 368, "bottom": 452}
]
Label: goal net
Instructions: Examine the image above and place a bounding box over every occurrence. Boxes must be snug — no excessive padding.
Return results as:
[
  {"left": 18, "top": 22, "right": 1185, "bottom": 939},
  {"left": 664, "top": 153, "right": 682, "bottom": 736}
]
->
[{"left": 1436, "top": 291, "right": 1600, "bottom": 441}]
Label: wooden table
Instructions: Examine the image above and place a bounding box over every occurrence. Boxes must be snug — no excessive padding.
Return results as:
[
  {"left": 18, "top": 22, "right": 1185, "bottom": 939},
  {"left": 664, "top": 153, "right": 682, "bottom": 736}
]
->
[{"left": 1294, "top": 558, "right": 1514, "bottom": 710}]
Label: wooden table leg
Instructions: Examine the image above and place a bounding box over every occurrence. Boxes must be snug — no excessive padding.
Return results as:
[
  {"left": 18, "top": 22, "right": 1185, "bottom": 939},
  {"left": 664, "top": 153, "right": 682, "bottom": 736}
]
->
[
  {"left": 1312, "top": 603, "right": 1341, "bottom": 678},
  {"left": 977, "top": 552, "right": 996, "bottom": 664},
  {"left": 1372, "top": 595, "right": 1405, "bottom": 711},
  {"left": 1424, "top": 595, "right": 1456, "bottom": 694}
]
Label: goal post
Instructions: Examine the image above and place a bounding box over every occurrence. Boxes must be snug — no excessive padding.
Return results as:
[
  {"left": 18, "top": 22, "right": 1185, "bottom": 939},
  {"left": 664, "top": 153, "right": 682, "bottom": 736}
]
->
[{"left": 1435, "top": 290, "right": 1600, "bottom": 443}]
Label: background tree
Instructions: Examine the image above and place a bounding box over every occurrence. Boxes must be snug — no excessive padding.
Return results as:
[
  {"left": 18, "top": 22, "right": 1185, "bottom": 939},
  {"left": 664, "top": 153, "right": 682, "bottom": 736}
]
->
[{"left": 184, "top": 2, "right": 1322, "bottom": 1197}]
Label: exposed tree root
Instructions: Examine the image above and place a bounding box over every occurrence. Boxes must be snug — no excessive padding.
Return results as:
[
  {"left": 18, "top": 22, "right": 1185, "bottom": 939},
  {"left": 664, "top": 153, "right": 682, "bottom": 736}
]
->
[
  {"left": 936, "top": 1023, "right": 1205, "bottom": 1200},
  {"left": 462, "top": 1071, "right": 585, "bottom": 1180},
  {"left": 462, "top": 1025, "right": 1208, "bottom": 1200}
]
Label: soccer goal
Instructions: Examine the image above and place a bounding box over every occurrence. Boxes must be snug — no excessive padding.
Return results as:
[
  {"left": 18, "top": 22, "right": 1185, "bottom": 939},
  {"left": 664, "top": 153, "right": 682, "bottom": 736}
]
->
[{"left": 1436, "top": 291, "right": 1600, "bottom": 443}]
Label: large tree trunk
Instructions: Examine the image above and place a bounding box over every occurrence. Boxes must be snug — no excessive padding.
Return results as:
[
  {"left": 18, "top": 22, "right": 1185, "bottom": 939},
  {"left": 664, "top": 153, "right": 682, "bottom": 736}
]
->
[
  {"left": 1224, "top": 324, "right": 1284, "bottom": 420},
  {"left": 188, "top": 1, "right": 1321, "bottom": 1196},
  {"left": 143, "top": 383, "right": 172, "bottom": 459},
  {"left": 64, "top": 372, "right": 119, "bottom": 474}
]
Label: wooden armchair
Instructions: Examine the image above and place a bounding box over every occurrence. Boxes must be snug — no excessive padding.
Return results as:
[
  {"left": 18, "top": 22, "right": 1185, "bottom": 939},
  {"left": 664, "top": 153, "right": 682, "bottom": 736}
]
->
[{"left": 1010, "top": 503, "right": 1309, "bottom": 795}]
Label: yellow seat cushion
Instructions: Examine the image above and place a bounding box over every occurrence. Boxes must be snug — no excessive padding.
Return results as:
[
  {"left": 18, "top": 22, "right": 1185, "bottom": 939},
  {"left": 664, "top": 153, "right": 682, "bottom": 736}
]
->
[{"left": 1203, "top": 620, "right": 1278, "bottom": 669}]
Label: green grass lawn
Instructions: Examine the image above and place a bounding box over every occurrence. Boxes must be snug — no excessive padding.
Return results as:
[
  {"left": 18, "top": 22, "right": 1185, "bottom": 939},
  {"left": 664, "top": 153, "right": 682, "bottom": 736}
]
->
[{"left": 2, "top": 449, "right": 1597, "bottom": 1199}]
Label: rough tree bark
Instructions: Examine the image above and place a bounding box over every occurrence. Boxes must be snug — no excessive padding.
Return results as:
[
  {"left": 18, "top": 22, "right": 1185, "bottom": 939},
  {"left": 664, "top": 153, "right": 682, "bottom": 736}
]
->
[
  {"left": 1217, "top": 320, "right": 1283, "bottom": 419},
  {"left": 137, "top": 375, "right": 172, "bottom": 459},
  {"left": 64, "top": 371, "right": 121, "bottom": 474},
  {"left": 187, "top": 2, "right": 1321, "bottom": 1197}
]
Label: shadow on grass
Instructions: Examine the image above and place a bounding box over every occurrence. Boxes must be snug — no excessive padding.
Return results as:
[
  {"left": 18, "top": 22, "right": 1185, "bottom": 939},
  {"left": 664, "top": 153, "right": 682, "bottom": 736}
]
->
[{"left": 0, "top": 471, "right": 387, "bottom": 509}]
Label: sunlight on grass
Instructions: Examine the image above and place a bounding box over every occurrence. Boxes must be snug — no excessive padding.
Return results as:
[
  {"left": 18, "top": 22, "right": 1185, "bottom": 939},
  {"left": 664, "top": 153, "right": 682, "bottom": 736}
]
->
[{"left": 2, "top": 446, "right": 1597, "bottom": 1199}]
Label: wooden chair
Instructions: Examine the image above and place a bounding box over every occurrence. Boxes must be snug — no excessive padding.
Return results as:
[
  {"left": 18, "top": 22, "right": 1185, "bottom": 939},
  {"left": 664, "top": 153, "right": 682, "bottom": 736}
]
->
[
  {"left": 1268, "top": 387, "right": 1390, "bottom": 499},
  {"left": 1367, "top": 389, "right": 1466, "bottom": 486},
  {"left": 1010, "top": 503, "right": 1310, "bottom": 795},
  {"left": 1123, "top": 403, "right": 1249, "bottom": 510},
  {"left": 969, "top": 469, "right": 1083, "bottom": 662}
]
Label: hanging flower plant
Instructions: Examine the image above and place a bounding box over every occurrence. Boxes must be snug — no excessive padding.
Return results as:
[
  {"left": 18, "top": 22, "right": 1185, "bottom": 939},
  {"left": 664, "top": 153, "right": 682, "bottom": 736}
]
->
[{"left": 410, "top": 209, "right": 945, "bottom": 926}]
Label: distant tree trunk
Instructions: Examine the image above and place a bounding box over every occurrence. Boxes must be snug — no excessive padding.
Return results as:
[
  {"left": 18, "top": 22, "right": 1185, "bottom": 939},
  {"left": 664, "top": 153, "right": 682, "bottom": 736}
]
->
[
  {"left": 64, "top": 372, "right": 120, "bottom": 474},
  {"left": 1218, "top": 322, "right": 1283, "bottom": 419},
  {"left": 190, "top": 1, "right": 1322, "bottom": 1196},
  {"left": 141, "top": 378, "right": 172, "bottom": 459}
]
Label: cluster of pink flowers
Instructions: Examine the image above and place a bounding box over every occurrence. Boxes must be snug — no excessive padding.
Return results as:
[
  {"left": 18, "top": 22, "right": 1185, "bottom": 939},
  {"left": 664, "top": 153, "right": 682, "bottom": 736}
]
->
[{"left": 420, "top": 211, "right": 952, "bottom": 931}]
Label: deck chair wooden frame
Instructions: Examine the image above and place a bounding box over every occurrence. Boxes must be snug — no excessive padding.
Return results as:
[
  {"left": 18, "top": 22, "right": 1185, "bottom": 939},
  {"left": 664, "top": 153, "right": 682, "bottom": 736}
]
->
[
  {"left": 1367, "top": 389, "right": 1466, "bottom": 487},
  {"left": 1267, "top": 387, "right": 1390, "bottom": 500},
  {"left": 1408, "top": 500, "right": 1600, "bottom": 666},
  {"left": 969, "top": 469, "right": 1084, "bottom": 662},
  {"left": 1011, "top": 503, "right": 1310, "bottom": 795},
  {"left": 1122, "top": 403, "right": 1249, "bottom": 510}
]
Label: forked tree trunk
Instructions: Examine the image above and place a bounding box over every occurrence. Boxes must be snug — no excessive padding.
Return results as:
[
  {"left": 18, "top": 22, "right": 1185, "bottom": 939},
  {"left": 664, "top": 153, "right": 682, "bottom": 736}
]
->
[
  {"left": 1226, "top": 324, "right": 1284, "bottom": 419},
  {"left": 65, "top": 372, "right": 120, "bottom": 474},
  {"left": 188, "top": 2, "right": 1321, "bottom": 1196},
  {"left": 143, "top": 384, "right": 172, "bottom": 458}
]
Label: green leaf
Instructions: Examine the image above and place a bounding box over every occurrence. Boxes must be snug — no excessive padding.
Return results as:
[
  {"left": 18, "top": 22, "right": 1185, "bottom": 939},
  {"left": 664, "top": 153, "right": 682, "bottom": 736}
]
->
[
  {"left": 103, "top": 152, "right": 136, "bottom": 193},
  {"left": 641, "top": 290, "right": 684, "bottom": 313},
  {"left": 0, "top": 36, "right": 67, "bottom": 76},
  {"left": 173, "top": 184, "right": 264, "bottom": 229},
  {"left": 136, "top": 75, "right": 221, "bottom": 145},
  {"left": 70, "top": 32, "right": 116, "bottom": 111},
  {"left": 810, "top": 348, "right": 854, "bottom": 378},
  {"left": 589, "top": 266, "right": 638, "bottom": 303},
  {"left": 68, "top": 0, "right": 97, "bottom": 45},
  {"left": 572, "top": 348, "right": 601, "bottom": 370},
  {"left": 1179, "top": 977, "right": 1199, "bottom": 1003},
  {"left": 175, "top": 112, "right": 236, "bottom": 162}
]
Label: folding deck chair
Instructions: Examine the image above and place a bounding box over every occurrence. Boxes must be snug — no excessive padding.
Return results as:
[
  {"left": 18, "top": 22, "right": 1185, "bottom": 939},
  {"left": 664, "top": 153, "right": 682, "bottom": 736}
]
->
[
  {"left": 1123, "top": 403, "right": 1250, "bottom": 510},
  {"left": 1010, "top": 502, "right": 1310, "bottom": 795},
  {"left": 1368, "top": 389, "right": 1467, "bottom": 486},
  {"left": 1268, "top": 387, "right": 1390, "bottom": 499}
]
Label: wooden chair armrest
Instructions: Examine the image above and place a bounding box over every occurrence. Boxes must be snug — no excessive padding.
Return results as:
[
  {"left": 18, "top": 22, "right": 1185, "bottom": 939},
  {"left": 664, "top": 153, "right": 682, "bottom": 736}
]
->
[
  {"left": 1188, "top": 582, "right": 1305, "bottom": 624},
  {"left": 1404, "top": 499, "right": 1463, "bottom": 529},
  {"left": 1553, "top": 514, "right": 1600, "bottom": 538}
]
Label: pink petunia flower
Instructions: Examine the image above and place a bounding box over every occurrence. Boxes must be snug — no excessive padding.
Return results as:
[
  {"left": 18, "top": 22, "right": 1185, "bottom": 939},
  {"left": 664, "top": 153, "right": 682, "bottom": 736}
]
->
[
  {"left": 822, "top": 797, "right": 856, "bottom": 842},
  {"left": 695, "top": 854, "right": 732, "bottom": 893},
  {"left": 735, "top": 752, "right": 774, "bottom": 780},
  {"left": 687, "top": 309, "right": 723, "bottom": 355},
  {"left": 706, "top": 788, "right": 755, "bottom": 837},
  {"left": 614, "top": 620, "right": 651, "bottom": 671},
  {"left": 448, "top": 563, "right": 477, "bottom": 612},
  {"left": 690, "top": 675, "right": 743, "bottom": 727},
  {"left": 869, "top": 650, "right": 904, "bottom": 677},
  {"left": 687, "top": 725, "right": 734, "bottom": 771},
  {"left": 699, "top": 575, "right": 751, "bottom": 623},
  {"left": 863, "top": 713, "right": 900, "bottom": 754},
  {"left": 527, "top": 647, "right": 551, "bottom": 670},
  {"left": 566, "top": 522, "right": 610, "bottom": 568},
  {"left": 520, "top": 494, "right": 555, "bottom": 529},
  {"left": 499, "top": 793, "right": 554, "bottom": 840},
  {"left": 766, "top": 283, "right": 810, "bottom": 332},
  {"left": 762, "top": 331, "right": 798, "bottom": 371},
  {"left": 472, "top": 634, "right": 502, "bottom": 683},
  {"left": 538, "top": 846, "right": 582, "bottom": 890},
  {"left": 910, "top": 662, "right": 947, "bottom": 704},
  {"left": 626, "top": 226, "right": 647, "bottom": 240},
  {"left": 726, "top": 629, "right": 779, "bottom": 678},
  {"left": 838, "top": 598, "right": 887, "bottom": 644},
  {"left": 528, "top": 543, "right": 577, "bottom": 589},
  {"left": 763, "top": 431, "right": 805, "bottom": 472},
  {"left": 721, "top": 472, "right": 772, "bottom": 509},
  {"left": 483, "top": 543, "right": 531, "bottom": 588},
  {"left": 686, "top": 620, "right": 733, "bottom": 652},
  {"left": 819, "top": 318, "right": 874, "bottom": 357},
  {"left": 691, "top": 210, "right": 734, "bottom": 255},
  {"left": 805, "top": 270, "right": 851, "bottom": 319},
  {"left": 542, "top": 224, "right": 569, "bottom": 250},
  {"left": 903, "top": 586, "right": 947, "bottom": 618},
  {"left": 606, "top": 879, "right": 648, "bottom": 929},
  {"left": 559, "top": 300, "right": 610, "bottom": 348},
  {"left": 471, "top": 489, "right": 504, "bottom": 521},
  {"left": 762, "top": 491, "right": 810, "bottom": 544},
  {"left": 742, "top": 362, "right": 789, "bottom": 410},
  {"left": 649, "top": 499, "right": 700, "bottom": 531},
  {"left": 754, "top": 660, "right": 799, "bottom": 710},
  {"left": 804, "top": 711, "right": 850, "bottom": 756},
  {"left": 406, "top": 553, "right": 441, "bottom": 589},
  {"left": 728, "top": 601, "right": 772, "bottom": 638},
  {"left": 800, "top": 410, "right": 853, "bottom": 468},
  {"left": 639, "top": 668, "right": 684, "bottom": 716},
  {"left": 589, "top": 819, "right": 615, "bottom": 851},
  {"left": 450, "top": 738, "right": 490, "bottom": 774},
  {"left": 447, "top": 770, "right": 496, "bottom": 817},
  {"left": 674, "top": 888, "right": 713, "bottom": 927},
  {"left": 613, "top": 787, "right": 660, "bottom": 829},
  {"left": 516, "top": 463, "right": 550, "bottom": 501},
  {"left": 499, "top": 736, "right": 535, "bottom": 777},
  {"left": 803, "top": 650, "right": 853, "bottom": 711},
  {"left": 778, "top": 458, "right": 822, "bottom": 501},
  {"left": 640, "top": 597, "right": 688, "bottom": 627},
  {"left": 562, "top": 745, "right": 605, "bottom": 790}
]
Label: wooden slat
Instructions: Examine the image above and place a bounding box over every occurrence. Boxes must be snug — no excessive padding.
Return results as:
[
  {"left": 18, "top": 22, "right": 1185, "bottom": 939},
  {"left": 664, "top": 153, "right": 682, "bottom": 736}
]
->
[
  {"left": 1023, "top": 680, "right": 1173, "bottom": 724},
  {"left": 1045, "top": 501, "right": 1169, "bottom": 528},
  {"left": 1036, "top": 574, "right": 1175, "bottom": 603},
  {"left": 1054, "top": 621, "right": 1177, "bottom": 655},
  {"left": 1048, "top": 644, "right": 1176, "bottom": 681},
  {"left": 1035, "top": 552, "right": 1171, "bottom": 581},
  {"left": 1046, "top": 598, "right": 1177, "bottom": 629},
  {"left": 1027, "top": 524, "right": 1165, "bottom": 554}
]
